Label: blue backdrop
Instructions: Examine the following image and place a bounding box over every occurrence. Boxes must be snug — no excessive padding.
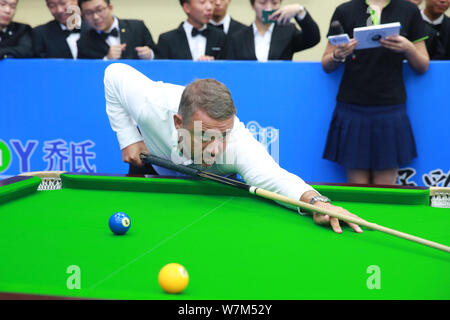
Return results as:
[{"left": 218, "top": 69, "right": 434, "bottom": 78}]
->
[{"left": 0, "top": 59, "right": 449, "bottom": 187}]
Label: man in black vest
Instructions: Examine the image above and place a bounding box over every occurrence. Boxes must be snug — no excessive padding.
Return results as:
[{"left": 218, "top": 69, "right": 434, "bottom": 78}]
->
[
  {"left": 209, "top": 0, "right": 246, "bottom": 38},
  {"left": 0, "top": 0, "right": 33, "bottom": 59},
  {"left": 157, "top": 0, "right": 227, "bottom": 61},
  {"left": 77, "top": 0, "right": 157, "bottom": 60},
  {"left": 33, "top": 0, "right": 86, "bottom": 59}
]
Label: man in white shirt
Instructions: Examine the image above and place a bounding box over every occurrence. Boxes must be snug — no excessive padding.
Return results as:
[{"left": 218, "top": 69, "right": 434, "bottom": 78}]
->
[
  {"left": 105, "top": 62, "right": 364, "bottom": 234},
  {"left": 77, "top": 0, "right": 157, "bottom": 60},
  {"left": 227, "top": 0, "right": 320, "bottom": 61},
  {"left": 157, "top": 0, "right": 227, "bottom": 60}
]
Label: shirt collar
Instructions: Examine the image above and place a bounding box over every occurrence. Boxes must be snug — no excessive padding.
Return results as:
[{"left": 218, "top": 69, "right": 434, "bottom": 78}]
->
[
  {"left": 184, "top": 20, "right": 207, "bottom": 33},
  {"left": 210, "top": 14, "right": 231, "bottom": 33},
  {"left": 97, "top": 16, "right": 119, "bottom": 34},
  {"left": 421, "top": 9, "right": 444, "bottom": 25},
  {"left": 60, "top": 19, "right": 82, "bottom": 31},
  {"left": 252, "top": 22, "right": 274, "bottom": 37},
  {"left": 107, "top": 16, "right": 119, "bottom": 33}
]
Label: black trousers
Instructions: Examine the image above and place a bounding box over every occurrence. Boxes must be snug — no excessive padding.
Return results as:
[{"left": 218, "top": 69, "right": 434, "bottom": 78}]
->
[{"left": 128, "top": 163, "right": 158, "bottom": 176}]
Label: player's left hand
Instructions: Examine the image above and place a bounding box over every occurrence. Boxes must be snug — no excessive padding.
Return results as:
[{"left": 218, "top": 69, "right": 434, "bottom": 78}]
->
[
  {"left": 269, "top": 4, "right": 305, "bottom": 25},
  {"left": 136, "top": 46, "right": 153, "bottom": 60},
  {"left": 379, "top": 35, "right": 414, "bottom": 54},
  {"left": 312, "top": 202, "right": 364, "bottom": 234}
]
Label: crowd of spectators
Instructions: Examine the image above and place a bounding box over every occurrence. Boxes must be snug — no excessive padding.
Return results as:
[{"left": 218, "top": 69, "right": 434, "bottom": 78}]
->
[{"left": 2, "top": 0, "right": 448, "bottom": 61}]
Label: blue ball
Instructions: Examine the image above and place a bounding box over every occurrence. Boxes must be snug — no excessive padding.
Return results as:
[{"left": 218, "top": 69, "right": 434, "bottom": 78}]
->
[{"left": 109, "top": 212, "right": 131, "bottom": 235}]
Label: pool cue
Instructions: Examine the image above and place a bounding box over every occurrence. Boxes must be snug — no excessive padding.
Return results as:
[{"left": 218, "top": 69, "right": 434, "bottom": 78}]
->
[{"left": 140, "top": 154, "right": 450, "bottom": 254}]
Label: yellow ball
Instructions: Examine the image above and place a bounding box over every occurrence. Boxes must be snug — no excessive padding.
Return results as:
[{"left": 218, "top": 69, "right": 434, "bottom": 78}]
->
[{"left": 158, "top": 263, "right": 189, "bottom": 294}]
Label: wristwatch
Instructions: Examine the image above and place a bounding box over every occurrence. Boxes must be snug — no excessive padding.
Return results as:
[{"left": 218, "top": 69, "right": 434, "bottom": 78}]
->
[{"left": 309, "top": 195, "right": 331, "bottom": 205}]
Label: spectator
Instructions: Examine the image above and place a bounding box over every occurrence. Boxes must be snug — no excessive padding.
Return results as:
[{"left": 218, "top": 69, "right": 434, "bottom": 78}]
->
[
  {"left": 226, "top": 0, "right": 320, "bottom": 61},
  {"left": 421, "top": 0, "right": 450, "bottom": 59},
  {"left": 406, "top": 0, "right": 446, "bottom": 59},
  {"left": 157, "top": 0, "right": 227, "bottom": 61},
  {"left": 0, "top": 0, "right": 33, "bottom": 59},
  {"left": 77, "top": 0, "right": 157, "bottom": 60},
  {"left": 33, "top": 0, "right": 86, "bottom": 59},
  {"left": 321, "top": 0, "right": 429, "bottom": 185},
  {"left": 209, "top": 0, "right": 246, "bottom": 37}
]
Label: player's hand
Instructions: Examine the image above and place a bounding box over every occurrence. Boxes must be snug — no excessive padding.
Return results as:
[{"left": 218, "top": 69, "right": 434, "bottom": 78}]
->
[
  {"left": 121, "top": 141, "right": 149, "bottom": 167},
  {"left": 107, "top": 44, "right": 127, "bottom": 60},
  {"left": 270, "top": 4, "right": 305, "bottom": 25},
  {"left": 380, "top": 35, "right": 414, "bottom": 54},
  {"left": 312, "top": 202, "right": 364, "bottom": 234},
  {"left": 135, "top": 46, "right": 153, "bottom": 60},
  {"left": 333, "top": 39, "right": 358, "bottom": 60},
  {"left": 196, "top": 55, "right": 215, "bottom": 61}
]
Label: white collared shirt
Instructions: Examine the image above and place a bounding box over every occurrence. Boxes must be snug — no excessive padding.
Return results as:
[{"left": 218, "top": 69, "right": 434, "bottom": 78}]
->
[
  {"left": 104, "top": 63, "right": 315, "bottom": 212},
  {"left": 183, "top": 21, "right": 207, "bottom": 60},
  {"left": 253, "top": 22, "right": 274, "bottom": 62},
  {"left": 210, "top": 14, "right": 231, "bottom": 34},
  {"left": 60, "top": 23, "right": 80, "bottom": 59},
  {"left": 421, "top": 9, "right": 444, "bottom": 25},
  {"left": 101, "top": 16, "right": 121, "bottom": 46}
]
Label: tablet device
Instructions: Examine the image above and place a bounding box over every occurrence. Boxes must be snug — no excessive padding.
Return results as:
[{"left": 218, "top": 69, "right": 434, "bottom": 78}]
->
[
  {"left": 328, "top": 34, "right": 351, "bottom": 46},
  {"left": 354, "top": 22, "right": 401, "bottom": 50}
]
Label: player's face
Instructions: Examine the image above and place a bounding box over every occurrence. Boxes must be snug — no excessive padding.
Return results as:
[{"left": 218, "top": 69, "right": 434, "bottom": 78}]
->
[
  {"left": 81, "top": 0, "right": 114, "bottom": 32},
  {"left": 426, "top": 0, "right": 450, "bottom": 15},
  {"left": 174, "top": 109, "right": 234, "bottom": 168},
  {"left": 183, "top": 0, "right": 214, "bottom": 27},
  {"left": 0, "top": 0, "right": 17, "bottom": 28},
  {"left": 46, "top": 0, "right": 78, "bottom": 25},
  {"left": 252, "top": 0, "right": 281, "bottom": 23},
  {"left": 213, "top": 0, "right": 230, "bottom": 19},
  {"left": 407, "top": 0, "right": 423, "bottom": 5}
]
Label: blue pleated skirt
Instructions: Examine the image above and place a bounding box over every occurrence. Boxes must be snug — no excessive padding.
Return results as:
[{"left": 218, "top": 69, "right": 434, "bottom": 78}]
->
[{"left": 322, "top": 102, "right": 417, "bottom": 170}]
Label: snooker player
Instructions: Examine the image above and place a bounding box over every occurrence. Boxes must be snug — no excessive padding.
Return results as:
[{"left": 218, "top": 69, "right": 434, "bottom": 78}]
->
[{"left": 104, "top": 63, "right": 364, "bottom": 234}]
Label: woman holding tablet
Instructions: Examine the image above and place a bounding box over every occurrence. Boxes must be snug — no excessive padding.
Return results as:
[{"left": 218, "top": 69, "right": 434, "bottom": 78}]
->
[{"left": 321, "top": 0, "right": 430, "bottom": 185}]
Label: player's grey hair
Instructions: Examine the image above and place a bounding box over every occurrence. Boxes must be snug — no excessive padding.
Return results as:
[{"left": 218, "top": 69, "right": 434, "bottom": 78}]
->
[{"left": 178, "top": 79, "right": 236, "bottom": 124}]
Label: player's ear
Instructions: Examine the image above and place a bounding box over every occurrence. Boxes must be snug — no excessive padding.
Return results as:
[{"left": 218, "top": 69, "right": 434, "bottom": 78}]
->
[{"left": 174, "top": 114, "right": 183, "bottom": 129}]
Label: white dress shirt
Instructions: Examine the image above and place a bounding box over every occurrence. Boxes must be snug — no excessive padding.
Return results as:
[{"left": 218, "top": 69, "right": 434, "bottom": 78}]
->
[
  {"left": 253, "top": 22, "right": 274, "bottom": 62},
  {"left": 60, "top": 23, "right": 80, "bottom": 59},
  {"left": 104, "top": 63, "right": 315, "bottom": 212},
  {"left": 183, "top": 21, "right": 207, "bottom": 60},
  {"left": 210, "top": 14, "right": 231, "bottom": 34},
  {"left": 102, "top": 16, "right": 121, "bottom": 47}
]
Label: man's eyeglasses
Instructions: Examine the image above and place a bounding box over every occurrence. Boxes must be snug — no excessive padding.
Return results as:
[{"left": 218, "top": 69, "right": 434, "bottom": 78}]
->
[{"left": 83, "top": 6, "right": 108, "bottom": 18}]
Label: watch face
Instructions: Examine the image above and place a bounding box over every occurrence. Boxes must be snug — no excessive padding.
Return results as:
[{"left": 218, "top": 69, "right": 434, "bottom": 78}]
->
[{"left": 310, "top": 196, "right": 331, "bottom": 204}]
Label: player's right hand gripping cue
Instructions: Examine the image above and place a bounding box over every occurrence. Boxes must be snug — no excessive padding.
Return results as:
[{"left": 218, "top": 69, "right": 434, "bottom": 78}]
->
[{"left": 122, "top": 141, "right": 149, "bottom": 167}]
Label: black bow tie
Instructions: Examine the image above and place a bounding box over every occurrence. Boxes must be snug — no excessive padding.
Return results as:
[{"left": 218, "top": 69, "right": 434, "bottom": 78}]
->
[
  {"left": 62, "top": 28, "right": 81, "bottom": 37},
  {"left": 212, "top": 24, "right": 224, "bottom": 31},
  {"left": 191, "top": 27, "right": 208, "bottom": 37},
  {"left": 100, "top": 28, "right": 119, "bottom": 40}
]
